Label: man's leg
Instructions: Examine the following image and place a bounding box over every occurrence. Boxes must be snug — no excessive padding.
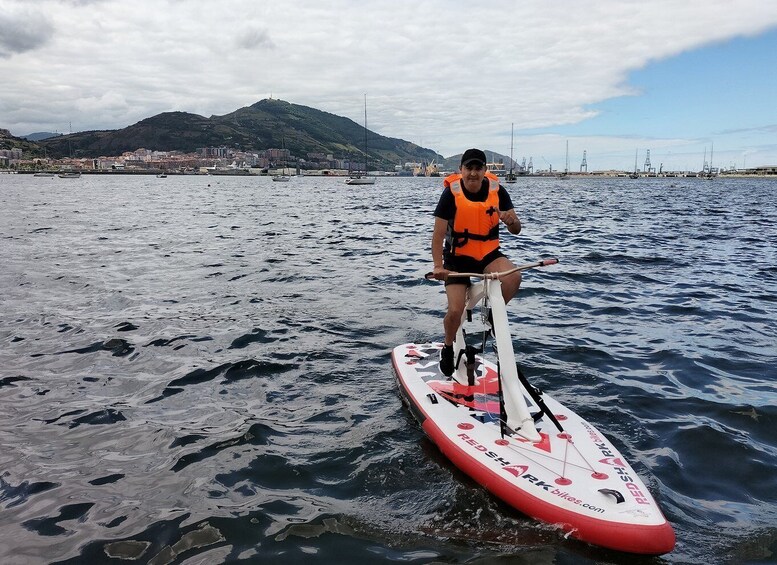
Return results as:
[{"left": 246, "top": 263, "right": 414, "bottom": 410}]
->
[
  {"left": 443, "top": 282, "right": 468, "bottom": 345},
  {"left": 440, "top": 282, "right": 467, "bottom": 376},
  {"left": 485, "top": 256, "right": 522, "bottom": 303}
]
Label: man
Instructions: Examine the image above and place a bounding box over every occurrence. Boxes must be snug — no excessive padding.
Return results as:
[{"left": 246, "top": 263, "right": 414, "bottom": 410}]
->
[{"left": 431, "top": 148, "right": 522, "bottom": 376}]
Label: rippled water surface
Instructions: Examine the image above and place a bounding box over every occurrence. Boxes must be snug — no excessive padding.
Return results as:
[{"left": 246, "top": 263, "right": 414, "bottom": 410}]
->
[{"left": 1, "top": 174, "right": 775, "bottom": 564}]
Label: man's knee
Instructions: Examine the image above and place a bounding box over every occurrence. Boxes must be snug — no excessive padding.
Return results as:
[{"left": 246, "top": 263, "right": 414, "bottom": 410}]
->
[
  {"left": 502, "top": 272, "right": 522, "bottom": 300},
  {"left": 446, "top": 304, "right": 465, "bottom": 321}
]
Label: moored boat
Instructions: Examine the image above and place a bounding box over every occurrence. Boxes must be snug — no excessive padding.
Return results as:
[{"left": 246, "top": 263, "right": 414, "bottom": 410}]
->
[
  {"left": 345, "top": 95, "right": 375, "bottom": 186},
  {"left": 506, "top": 123, "right": 517, "bottom": 183},
  {"left": 344, "top": 174, "right": 375, "bottom": 185}
]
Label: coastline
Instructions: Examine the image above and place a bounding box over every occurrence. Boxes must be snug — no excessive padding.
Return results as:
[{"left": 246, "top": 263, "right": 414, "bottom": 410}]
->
[{"left": 5, "top": 169, "right": 776, "bottom": 179}]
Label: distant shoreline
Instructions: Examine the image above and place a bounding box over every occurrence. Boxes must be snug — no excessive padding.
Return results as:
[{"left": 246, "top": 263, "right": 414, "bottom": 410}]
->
[{"left": 4, "top": 169, "right": 776, "bottom": 179}]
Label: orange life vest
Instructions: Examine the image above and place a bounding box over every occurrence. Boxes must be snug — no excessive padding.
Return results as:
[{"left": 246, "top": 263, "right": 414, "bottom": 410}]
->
[{"left": 443, "top": 172, "right": 501, "bottom": 261}]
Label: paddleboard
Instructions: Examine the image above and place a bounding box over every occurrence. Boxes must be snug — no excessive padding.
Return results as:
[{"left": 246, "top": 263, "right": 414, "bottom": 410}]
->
[{"left": 392, "top": 342, "right": 675, "bottom": 555}]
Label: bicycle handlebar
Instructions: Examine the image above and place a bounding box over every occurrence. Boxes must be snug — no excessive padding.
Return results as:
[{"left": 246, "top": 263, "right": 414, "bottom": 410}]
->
[{"left": 424, "top": 258, "right": 558, "bottom": 281}]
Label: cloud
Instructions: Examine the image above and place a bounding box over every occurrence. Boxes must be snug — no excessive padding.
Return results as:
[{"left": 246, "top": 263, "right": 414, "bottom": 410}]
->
[
  {"left": 1, "top": 0, "right": 777, "bottom": 167},
  {"left": 0, "top": 8, "right": 54, "bottom": 58},
  {"left": 234, "top": 27, "right": 275, "bottom": 50},
  {"left": 74, "top": 91, "right": 130, "bottom": 117},
  {"left": 718, "top": 124, "right": 777, "bottom": 135}
]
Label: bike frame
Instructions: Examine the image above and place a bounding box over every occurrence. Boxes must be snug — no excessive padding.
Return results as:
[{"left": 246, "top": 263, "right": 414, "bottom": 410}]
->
[{"left": 445, "top": 259, "right": 557, "bottom": 442}]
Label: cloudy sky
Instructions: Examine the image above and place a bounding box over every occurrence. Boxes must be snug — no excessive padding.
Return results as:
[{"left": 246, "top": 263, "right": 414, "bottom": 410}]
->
[{"left": 2, "top": 0, "right": 776, "bottom": 171}]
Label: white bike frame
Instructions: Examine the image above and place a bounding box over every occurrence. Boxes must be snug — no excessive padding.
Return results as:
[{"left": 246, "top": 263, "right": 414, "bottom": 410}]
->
[{"left": 448, "top": 259, "right": 557, "bottom": 442}]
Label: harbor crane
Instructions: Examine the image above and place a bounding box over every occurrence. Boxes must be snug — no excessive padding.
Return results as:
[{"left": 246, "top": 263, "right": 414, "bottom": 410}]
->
[{"left": 643, "top": 150, "right": 656, "bottom": 174}]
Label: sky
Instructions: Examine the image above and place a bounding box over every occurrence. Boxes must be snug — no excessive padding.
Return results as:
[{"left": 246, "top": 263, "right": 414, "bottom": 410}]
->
[{"left": 1, "top": 0, "right": 777, "bottom": 172}]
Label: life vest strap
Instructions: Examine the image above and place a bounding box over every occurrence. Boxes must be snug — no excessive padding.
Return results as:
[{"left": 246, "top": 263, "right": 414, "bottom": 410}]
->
[{"left": 450, "top": 225, "right": 499, "bottom": 250}]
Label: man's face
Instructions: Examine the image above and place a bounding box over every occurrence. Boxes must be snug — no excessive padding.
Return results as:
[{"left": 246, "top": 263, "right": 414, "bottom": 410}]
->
[{"left": 460, "top": 163, "right": 486, "bottom": 192}]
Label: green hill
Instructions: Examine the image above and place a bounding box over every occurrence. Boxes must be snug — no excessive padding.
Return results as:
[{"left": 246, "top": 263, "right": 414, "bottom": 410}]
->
[
  {"left": 36, "top": 99, "right": 443, "bottom": 168},
  {"left": 0, "top": 129, "right": 43, "bottom": 155}
]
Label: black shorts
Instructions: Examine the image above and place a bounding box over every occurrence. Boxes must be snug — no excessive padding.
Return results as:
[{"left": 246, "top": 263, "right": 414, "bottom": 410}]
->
[{"left": 444, "top": 249, "right": 506, "bottom": 286}]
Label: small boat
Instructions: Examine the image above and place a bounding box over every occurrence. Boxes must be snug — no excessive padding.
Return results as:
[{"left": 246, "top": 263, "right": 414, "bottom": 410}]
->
[
  {"left": 556, "top": 140, "right": 570, "bottom": 179},
  {"left": 272, "top": 134, "right": 292, "bottom": 182},
  {"left": 345, "top": 95, "right": 375, "bottom": 186},
  {"left": 344, "top": 174, "right": 375, "bottom": 185},
  {"left": 505, "top": 123, "right": 517, "bottom": 183},
  {"left": 700, "top": 143, "right": 716, "bottom": 180},
  {"left": 629, "top": 149, "right": 639, "bottom": 178},
  {"left": 156, "top": 173, "right": 167, "bottom": 178},
  {"left": 58, "top": 172, "right": 81, "bottom": 178}
]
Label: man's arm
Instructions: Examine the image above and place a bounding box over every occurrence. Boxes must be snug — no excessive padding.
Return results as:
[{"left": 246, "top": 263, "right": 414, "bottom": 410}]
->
[
  {"left": 431, "top": 216, "right": 449, "bottom": 280},
  {"left": 497, "top": 186, "right": 521, "bottom": 235}
]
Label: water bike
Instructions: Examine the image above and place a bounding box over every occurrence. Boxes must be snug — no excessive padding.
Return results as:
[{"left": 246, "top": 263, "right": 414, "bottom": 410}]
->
[{"left": 391, "top": 258, "right": 675, "bottom": 554}]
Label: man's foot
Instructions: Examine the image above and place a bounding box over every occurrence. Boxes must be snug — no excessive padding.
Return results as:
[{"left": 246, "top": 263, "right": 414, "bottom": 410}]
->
[{"left": 440, "top": 344, "right": 454, "bottom": 376}]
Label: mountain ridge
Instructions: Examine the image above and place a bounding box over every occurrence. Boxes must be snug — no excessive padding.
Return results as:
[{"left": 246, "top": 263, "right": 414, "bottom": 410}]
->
[
  {"left": 3, "top": 100, "right": 515, "bottom": 169},
  {"left": 33, "top": 99, "right": 446, "bottom": 167}
]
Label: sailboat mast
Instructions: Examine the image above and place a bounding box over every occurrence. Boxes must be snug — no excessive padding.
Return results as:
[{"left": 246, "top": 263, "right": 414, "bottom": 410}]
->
[
  {"left": 510, "top": 123, "right": 514, "bottom": 174},
  {"left": 363, "top": 94, "right": 368, "bottom": 173},
  {"left": 710, "top": 142, "right": 714, "bottom": 172}
]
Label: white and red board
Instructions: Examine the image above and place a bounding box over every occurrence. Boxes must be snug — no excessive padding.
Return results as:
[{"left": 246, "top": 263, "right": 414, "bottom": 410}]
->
[{"left": 392, "top": 342, "right": 675, "bottom": 555}]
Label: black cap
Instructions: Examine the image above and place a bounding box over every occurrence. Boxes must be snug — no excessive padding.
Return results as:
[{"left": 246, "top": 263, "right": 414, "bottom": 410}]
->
[{"left": 460, "top": 148, "right": 487, "bottom": 167}]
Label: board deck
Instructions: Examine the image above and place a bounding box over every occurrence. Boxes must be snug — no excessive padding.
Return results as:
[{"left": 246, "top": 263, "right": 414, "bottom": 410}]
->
[{"left": 392, "top": 342, "right": 675, "bottom": 555}]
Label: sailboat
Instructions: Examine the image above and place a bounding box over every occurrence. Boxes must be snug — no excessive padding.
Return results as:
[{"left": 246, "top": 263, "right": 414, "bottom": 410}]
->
[
  {"left": 701, "top": 143, "right": 716, "bottom": 180},
  {"left": 629, "top": 149, "right": 639, "bottom": 179},
  {"left": 505, "top": 123, "right": 517, "bottom": 183},
  {"left": 345, "top": 94, "right": 376, "bottom": 185},
  {"left": 557, "top": 140, "right": 569, "bottom": 179},
  {"left": 272, "top": 135, "right": 291, "bottom": 182}
]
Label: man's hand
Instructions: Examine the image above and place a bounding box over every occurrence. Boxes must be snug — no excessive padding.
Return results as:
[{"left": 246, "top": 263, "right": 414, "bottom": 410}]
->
[
  {"left": 432, "top": 265, "right": 449, "bottom": 281},
  {"left": 499, "top": 210, "right": 518, "bottom": 226},
  {"left": 499, "top": 210, "right": 521, "bottom": 234}
]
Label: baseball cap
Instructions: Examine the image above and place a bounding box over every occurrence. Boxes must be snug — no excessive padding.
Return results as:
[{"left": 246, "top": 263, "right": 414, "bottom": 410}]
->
[{"left": 460, "top": 148, "right": 487, "bottom": 167}]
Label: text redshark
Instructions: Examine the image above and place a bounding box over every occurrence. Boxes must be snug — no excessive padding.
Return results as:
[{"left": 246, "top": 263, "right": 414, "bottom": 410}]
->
[
  {"left": 456, "top": 433, "right": 606, "bottom": 513},
  {"left": 592, "top": 438, "right": 651, "bottom": 505}
]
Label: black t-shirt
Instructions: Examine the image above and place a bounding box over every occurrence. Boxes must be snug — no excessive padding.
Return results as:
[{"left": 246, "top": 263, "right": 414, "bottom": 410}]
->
[{"left": 433, "top": 178, "right": 514, "bottom": 221}]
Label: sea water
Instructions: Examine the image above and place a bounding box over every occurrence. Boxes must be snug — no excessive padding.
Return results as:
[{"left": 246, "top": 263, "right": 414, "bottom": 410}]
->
[{"left": 1, "top": 173, "right": 775, "bottom": 564}]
